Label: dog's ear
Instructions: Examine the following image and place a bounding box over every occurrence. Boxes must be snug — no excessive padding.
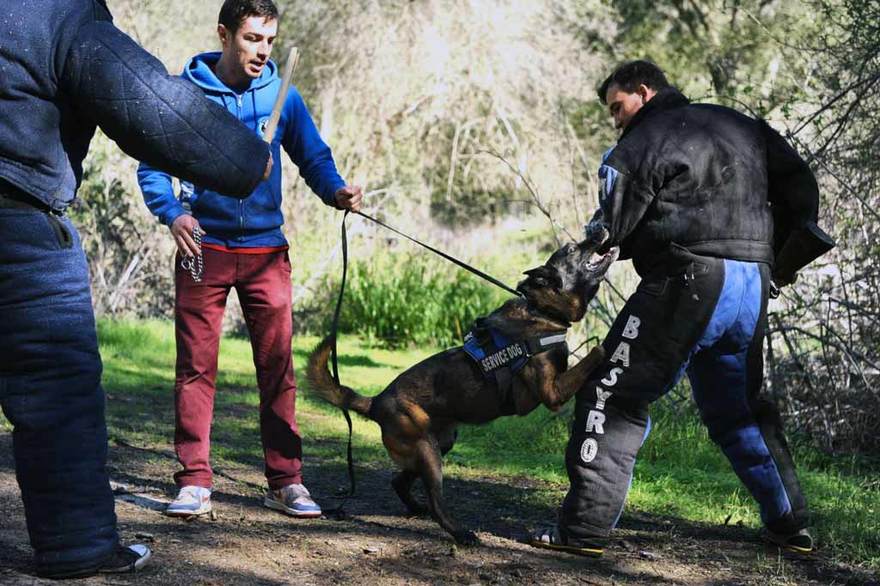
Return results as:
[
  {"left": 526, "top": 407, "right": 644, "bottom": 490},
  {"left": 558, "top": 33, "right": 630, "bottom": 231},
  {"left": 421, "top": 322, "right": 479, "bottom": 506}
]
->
[{"left": 523, "top": 266, "right": 562, "bottom": 289}]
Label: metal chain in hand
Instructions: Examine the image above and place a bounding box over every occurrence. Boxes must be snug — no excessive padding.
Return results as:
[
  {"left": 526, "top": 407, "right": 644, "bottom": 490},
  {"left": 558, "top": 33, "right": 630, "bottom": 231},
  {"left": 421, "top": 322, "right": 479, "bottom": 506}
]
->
[{"left": 180, "top": 225, "right": 204, "bottom": 282}]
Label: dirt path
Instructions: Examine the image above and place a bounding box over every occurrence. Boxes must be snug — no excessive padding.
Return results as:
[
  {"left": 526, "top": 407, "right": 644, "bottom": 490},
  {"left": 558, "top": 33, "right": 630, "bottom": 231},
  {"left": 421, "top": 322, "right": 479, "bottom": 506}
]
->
[{"left": 1, "top": 431, "right": 876, "bottom": 586}]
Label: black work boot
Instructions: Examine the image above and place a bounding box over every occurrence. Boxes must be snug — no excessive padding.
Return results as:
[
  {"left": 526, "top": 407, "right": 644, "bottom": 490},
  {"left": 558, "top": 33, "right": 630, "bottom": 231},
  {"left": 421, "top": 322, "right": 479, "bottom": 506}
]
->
[
  {"left": 98, "top": 543, "right": 152, "bottom": 573},
  {"left": 39, "top": 543, "right": 152, "bottom": 579},
  {"left": 763, "top": 527, "right": 814, "bottom": 554}
]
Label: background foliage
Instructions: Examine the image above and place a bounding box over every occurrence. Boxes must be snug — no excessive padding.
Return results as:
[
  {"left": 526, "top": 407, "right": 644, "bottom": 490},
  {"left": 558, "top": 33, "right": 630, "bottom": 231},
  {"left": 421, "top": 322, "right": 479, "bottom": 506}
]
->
[{"left": 74, "top": 0, "right": 879, "bottom": 454}]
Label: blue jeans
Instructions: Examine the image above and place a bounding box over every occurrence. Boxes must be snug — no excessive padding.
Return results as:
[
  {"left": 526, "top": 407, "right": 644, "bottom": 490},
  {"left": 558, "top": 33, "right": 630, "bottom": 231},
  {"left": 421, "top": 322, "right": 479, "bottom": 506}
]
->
[{"left": 0, "top": 208, "right": 117, "bottom": 575}]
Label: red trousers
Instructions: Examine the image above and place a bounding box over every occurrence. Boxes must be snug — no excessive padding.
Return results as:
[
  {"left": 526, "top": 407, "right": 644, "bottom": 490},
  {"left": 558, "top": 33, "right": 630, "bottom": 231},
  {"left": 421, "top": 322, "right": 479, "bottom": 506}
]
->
[{"left": 173, "top": 248, "right": 302, "bottom": 489}]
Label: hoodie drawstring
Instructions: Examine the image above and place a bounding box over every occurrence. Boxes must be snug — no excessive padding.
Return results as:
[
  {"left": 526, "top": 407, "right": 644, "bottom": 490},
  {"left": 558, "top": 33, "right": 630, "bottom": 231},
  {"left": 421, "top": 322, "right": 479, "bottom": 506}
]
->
[{"left": 251, "top": 91, "right": 259, "bottom": 135}]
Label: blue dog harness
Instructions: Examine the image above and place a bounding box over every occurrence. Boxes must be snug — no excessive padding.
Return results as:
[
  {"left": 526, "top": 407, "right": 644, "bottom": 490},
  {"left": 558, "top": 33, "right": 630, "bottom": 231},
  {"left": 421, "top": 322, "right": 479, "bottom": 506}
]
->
[{"left": 463, "top": 318, "right": 568, "bottom": 413}]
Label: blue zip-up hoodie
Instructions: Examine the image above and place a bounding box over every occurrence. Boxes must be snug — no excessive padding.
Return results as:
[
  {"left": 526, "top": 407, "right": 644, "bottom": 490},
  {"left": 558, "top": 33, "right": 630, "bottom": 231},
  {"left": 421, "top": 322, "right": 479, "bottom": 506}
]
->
[{"left": 137, "top": 51, "right": 345, "bottom": 248}]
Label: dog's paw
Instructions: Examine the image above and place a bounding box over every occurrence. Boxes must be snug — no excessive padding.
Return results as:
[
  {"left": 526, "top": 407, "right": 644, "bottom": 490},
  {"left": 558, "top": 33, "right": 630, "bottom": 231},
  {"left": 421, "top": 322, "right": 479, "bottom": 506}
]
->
[{"left": 453, "top": 530, "right": 479, "bottom": 546}]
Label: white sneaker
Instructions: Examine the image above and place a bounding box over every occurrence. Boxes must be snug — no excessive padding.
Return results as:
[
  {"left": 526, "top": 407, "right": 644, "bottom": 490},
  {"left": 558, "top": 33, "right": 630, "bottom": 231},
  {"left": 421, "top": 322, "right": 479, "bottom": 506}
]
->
[
  {"left": 165, "top": 485, "right": 212, "bottom": 517},
  {"left": 263, "top": 483, "right": 322, "bottom": 518}
]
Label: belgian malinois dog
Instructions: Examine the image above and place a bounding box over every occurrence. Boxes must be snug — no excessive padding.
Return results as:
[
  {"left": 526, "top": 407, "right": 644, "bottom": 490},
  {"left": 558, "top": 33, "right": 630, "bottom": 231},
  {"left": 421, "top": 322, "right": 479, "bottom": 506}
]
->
[{"left": 307, "top": 228, "right": 617, "bottom": 544}]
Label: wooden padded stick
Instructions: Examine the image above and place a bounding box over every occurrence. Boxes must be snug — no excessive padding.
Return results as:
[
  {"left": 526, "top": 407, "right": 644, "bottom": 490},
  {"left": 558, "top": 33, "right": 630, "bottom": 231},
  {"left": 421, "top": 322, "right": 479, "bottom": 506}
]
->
[{"left": 263, "top": 46, "right": 300, "bottom": 143}]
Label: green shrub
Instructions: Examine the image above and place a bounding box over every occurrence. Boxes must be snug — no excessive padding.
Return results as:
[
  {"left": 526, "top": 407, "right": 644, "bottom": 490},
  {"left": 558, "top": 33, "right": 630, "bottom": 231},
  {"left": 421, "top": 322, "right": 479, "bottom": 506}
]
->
[{"left": 335, "top": 252, "right": 511, "bottom": 348}]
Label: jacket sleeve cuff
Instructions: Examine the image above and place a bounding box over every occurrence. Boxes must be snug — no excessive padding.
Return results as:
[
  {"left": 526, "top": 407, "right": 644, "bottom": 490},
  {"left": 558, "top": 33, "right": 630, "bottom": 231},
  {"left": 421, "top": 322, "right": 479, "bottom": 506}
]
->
[
  {"left": 322, "top": 179, "right": 347, "bottom": 208},
  {"left": 163, "top": 205, "right": 188, "bottom": 227}
]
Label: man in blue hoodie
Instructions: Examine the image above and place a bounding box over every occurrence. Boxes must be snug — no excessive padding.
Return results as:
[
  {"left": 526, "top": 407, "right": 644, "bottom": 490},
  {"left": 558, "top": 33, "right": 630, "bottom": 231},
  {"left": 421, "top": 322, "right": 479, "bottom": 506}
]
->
[{"left": 138, "top": 0, "right": 362, "bottom": 520}]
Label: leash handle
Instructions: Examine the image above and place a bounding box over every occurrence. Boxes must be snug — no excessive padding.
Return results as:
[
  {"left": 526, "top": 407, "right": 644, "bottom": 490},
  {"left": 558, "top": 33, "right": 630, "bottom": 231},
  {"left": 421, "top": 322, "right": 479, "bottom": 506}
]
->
[{"left": 354, "top": 211, "right": 523, "bottom": 298}]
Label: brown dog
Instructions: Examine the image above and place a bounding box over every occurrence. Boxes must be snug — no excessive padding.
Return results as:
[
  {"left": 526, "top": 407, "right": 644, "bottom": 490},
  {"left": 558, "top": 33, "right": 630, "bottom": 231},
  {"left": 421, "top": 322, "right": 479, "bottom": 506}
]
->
[{"left": 307, "top": 231, "right": 617, "bottom": 544}]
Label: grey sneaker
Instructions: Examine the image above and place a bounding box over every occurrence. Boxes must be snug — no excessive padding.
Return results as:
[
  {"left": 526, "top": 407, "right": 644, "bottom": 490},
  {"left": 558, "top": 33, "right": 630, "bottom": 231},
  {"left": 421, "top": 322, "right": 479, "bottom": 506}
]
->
[
  {"left": 165, "top": 485, "right": 212, "bottom": 517},
  {"left": 264, "top": 483, "right": 322, "bottom": 518}
]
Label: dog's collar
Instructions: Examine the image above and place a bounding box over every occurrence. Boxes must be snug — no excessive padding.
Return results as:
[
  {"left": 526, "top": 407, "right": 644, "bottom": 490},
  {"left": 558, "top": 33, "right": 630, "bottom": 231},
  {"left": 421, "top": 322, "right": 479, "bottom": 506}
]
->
[{"left": 523, "top": 300, "right": 572, "bottom": 330}]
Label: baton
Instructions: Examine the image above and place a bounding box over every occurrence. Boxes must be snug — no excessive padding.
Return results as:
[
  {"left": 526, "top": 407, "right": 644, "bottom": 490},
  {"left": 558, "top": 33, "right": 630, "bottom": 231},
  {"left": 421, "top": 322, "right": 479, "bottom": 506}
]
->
[{"left": 263, "top": 46, "right": 300, "bottom": 144}]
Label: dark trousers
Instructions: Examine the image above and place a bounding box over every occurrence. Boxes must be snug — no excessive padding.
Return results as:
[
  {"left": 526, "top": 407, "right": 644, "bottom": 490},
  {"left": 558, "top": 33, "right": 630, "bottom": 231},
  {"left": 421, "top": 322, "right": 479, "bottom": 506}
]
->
[
  {"left": 0, "top": 208, "right": 117, "bottom": 575},
  {"left": 173, "top": 248, "right": 302, "bottom": 490},
  {"left": 560, "top": 246, "right": 808, "bottom": 543}
]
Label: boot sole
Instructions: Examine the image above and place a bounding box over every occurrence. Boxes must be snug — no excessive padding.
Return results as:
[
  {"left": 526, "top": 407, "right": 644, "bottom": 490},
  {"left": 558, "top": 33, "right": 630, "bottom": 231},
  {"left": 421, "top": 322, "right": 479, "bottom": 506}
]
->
[
  {"left": 165, "top": 503, "right": 212, "bottom": 517},
  {"left": 766, "top": 540, "right": 814, "bottom": 554},
  {"left": 529, "top": 539, "right": 604, "bottom": 557}
]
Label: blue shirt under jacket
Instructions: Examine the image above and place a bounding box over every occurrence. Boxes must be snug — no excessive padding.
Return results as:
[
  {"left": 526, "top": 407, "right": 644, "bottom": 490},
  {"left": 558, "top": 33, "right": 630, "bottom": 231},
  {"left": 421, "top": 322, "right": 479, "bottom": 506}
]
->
[{"left": 137, "top": 51, "right": 345, "bottom": 248}]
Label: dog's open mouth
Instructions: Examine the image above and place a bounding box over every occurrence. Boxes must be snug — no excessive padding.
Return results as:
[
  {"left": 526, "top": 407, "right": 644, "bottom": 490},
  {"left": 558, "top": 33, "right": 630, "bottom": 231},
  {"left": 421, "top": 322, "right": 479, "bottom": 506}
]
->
[{"left": 585, "top": 247, "right": 619, "bottom": 273}]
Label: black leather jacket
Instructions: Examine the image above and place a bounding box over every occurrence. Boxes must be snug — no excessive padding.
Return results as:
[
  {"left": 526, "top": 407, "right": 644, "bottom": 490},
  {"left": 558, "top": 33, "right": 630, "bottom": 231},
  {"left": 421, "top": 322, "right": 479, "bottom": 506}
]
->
[
  {"left": 598, "top": 88, "right": 819, "bottom": 277},
  {"left": 0, "top": 0, "right": 269, "bottom": 211}
]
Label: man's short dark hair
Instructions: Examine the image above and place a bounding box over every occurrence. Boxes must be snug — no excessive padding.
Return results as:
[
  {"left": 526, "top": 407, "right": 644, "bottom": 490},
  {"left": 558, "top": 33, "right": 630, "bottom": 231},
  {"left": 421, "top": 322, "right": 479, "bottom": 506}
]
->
[
  {"left": 597, "top": 60, "right": 670, "bottom": 104},
  {"left": 218, "top": 0, "right": 279, "bottom": 34}
]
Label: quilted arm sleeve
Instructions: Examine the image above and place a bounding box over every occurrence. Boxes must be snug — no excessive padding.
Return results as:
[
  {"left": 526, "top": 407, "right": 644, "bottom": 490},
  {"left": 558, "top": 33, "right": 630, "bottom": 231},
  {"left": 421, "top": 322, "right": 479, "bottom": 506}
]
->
[{"left": 61, "top": 20, "right": 269, "bottom": 198}]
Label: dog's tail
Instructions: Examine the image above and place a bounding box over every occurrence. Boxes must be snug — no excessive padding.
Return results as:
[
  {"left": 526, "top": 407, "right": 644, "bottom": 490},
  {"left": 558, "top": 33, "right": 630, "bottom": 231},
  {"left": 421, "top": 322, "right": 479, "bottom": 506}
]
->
[{"left": 306, "top": 336, "right": 373, "bottom": 419}]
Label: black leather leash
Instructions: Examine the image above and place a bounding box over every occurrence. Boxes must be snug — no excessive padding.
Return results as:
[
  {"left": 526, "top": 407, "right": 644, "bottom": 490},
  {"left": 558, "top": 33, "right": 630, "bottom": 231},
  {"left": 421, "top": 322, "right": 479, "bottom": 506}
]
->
[
  {"left": 324, "top": 209, "right": 523, "bottom": 515},
  {"left": 324, "top": 210, "right": 356, "bottom": 517}
]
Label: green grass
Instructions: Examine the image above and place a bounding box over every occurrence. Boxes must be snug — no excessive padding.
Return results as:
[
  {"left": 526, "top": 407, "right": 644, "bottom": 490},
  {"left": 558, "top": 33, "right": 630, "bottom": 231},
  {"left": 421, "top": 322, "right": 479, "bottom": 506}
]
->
[
  {"left": 94, "top": 319, "right": 424, "bottom": 467},
  {"left": 3, "top": 318, "right": 878, "bottom": 570},
  {"left": 457, "top": 392, "right": 880, "bottom": 568}
]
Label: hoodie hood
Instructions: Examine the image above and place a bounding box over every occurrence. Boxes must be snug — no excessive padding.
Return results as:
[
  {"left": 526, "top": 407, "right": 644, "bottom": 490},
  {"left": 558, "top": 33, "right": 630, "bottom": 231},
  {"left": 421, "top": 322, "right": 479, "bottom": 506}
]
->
[{"left": 183, "top": 51, "right": 278, "bottom": 94}]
